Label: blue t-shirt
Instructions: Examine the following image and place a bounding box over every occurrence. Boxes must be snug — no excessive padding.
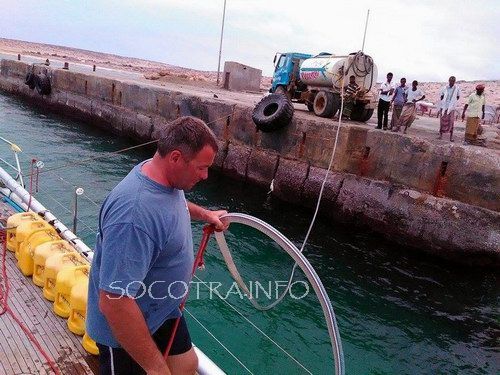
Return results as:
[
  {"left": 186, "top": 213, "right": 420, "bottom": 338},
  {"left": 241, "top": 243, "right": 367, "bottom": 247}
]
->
[
  {"left": 86, "top": 161, "right": 194, "bottom": 347},
  {"left": 393, "top": 86, "right": 407, "bottom": 106}
]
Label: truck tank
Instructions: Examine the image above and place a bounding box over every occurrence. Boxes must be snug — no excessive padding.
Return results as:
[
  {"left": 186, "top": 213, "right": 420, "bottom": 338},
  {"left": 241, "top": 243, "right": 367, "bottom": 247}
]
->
[{"left": 299, "top": 52, "right": 377, "bottom": 93}]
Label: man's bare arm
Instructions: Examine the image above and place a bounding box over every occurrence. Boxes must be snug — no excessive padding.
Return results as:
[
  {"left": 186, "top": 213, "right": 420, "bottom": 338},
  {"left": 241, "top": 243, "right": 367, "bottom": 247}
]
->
[{"left": 99, "top": 291, "right": 171, "bottom": 375}]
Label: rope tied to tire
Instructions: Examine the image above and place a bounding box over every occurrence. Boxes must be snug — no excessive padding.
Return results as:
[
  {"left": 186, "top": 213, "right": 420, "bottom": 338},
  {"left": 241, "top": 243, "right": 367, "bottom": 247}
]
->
[{"left": 23, "top": 64, "right": 52, "bottom": 95}]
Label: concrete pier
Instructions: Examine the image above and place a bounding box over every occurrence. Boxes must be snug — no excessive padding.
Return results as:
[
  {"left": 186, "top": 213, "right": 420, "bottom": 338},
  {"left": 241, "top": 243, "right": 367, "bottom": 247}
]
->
[{"left": 1, "top": 59, "right": 498, "bottom": 265}]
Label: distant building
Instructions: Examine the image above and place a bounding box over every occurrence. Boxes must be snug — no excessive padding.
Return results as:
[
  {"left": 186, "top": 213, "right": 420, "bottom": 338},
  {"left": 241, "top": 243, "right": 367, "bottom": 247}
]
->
[{"left": 223, "top": 61, "right": 262, "bottom": 92}]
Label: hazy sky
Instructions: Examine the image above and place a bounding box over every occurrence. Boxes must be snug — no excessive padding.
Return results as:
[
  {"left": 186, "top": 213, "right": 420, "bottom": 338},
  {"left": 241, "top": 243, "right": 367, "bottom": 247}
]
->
[{"left": 1, "top": 0, "right": 499, "bottom": 81}]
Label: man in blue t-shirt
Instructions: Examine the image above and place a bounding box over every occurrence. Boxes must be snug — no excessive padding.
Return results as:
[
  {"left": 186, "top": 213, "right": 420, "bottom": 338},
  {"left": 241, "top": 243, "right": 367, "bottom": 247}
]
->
[
  {"left": 390, "top": 77, "right": 407, "bottom": 130},
  {"left": 86, "top": 116, "right": 228, "bottom": 375}
]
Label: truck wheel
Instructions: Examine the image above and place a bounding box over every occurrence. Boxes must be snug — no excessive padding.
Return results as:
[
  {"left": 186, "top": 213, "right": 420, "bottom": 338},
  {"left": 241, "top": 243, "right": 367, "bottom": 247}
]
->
[
  {"left": 360, "top": 108, "right": 374, "bottom": 122},
  {"left": 252, "top": 93, "right": 294, "bottom": 132},
  {"left": 350, "top": 105, "right": 374, "bottom": 122},
  {"left": 313, "top": 91, "right": 335, "bottom": 117},
  {"left": 307, "top": 101, "right": 314, "bottom": 112}
]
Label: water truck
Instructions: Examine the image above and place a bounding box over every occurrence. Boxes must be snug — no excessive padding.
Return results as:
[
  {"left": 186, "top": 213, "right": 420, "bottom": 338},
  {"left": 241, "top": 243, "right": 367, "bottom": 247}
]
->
[{"left": 270, "top": 51, "right": 378, "bottom": 122}]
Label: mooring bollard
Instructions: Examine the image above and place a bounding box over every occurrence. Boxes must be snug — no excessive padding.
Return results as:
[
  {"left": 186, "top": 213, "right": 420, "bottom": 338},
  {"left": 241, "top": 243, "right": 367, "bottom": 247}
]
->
[
  {"left": 93, "top": 65, "right": 96, "bottom": 72},
  {"left": 17, "top": 54, "right": 21, "bottom": 61},
  {"left": 63, "top": 62, "right": 69, "bottom": 70}
]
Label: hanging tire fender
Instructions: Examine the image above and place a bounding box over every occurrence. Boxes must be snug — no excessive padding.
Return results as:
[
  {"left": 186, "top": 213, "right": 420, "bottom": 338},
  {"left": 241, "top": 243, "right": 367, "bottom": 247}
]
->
[
  {"left": 24, "top": 72, "right": 36, "bottom": 90},
  {"left": 35, "top": 73, "right": 52, "bottom": 96},
  {"left": 252, "top": 93, "right": 294, "bottom": 133}
]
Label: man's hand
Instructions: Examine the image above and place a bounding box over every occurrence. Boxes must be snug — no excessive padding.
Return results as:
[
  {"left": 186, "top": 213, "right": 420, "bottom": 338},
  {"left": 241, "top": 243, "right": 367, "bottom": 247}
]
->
[
  {"left": 205, "top": 209, "right": 229, "bottom": 231},
  {"left": 187, "top": 202, "right": 229, "bottom": 231}
]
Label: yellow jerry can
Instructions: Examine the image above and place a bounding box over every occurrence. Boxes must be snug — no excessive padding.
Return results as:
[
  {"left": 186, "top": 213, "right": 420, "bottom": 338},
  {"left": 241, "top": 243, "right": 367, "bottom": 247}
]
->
[
  {"left": 6, "top": 212, "right": 42, "bottom": 252},
  {"left": 33, "top": 240, "right": 76, "bottom": 287},
  {"left": 67, "top": 278, "right": 89, "bottom": 336},
  {"left": 14, "top": 220, "right": 54, "bottom": 259},
  {"left": 43, "top": 252, "right": 86, "bottom": 302},
  {"left": 17, "top": 228, "right": 60, "bottom": 276},
  {"left": 53, "top": 264, "right": 90, "bottom": 318},
  {"left": 82, "top": 332, "right": 99, "bottom": 355}
]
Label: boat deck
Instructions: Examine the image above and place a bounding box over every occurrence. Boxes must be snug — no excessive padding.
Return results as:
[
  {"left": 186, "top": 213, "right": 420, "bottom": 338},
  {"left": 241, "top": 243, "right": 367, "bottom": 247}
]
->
[{"left": 0, "top": 198, "right": 98, "bottom": 374}]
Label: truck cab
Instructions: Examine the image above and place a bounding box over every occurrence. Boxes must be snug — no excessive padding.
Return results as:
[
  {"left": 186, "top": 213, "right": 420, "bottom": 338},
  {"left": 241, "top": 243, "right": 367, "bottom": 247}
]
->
[{"left": 271, "top": 52, "right": 312, "bottom": 94}]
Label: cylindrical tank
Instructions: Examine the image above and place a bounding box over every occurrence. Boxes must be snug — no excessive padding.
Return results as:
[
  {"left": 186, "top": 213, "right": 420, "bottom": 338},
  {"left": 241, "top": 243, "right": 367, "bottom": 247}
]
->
[{"left": 299, "top": 52, "right": 377, "bottom": 93}]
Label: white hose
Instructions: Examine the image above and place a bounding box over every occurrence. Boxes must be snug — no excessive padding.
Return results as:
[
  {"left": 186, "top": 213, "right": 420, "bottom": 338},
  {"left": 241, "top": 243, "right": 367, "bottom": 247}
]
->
[{"left": 214, "top": 213, "right": 344, "bottom": 375}]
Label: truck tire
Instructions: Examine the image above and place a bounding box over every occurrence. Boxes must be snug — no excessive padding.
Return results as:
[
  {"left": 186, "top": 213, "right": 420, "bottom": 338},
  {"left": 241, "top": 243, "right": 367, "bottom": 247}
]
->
[
  {"left": 35, "top": 73, "right": 51, "bottom": 95},
  {"left": 252, "top": 93, "right": 294, "bottom": 132},
  {"left": 313, "top": 91, "right": 335, "bottom": 117},
  {"left": 306, "top": 92, "right": 316, "bottom": 112},
  {"left": 360, "top": 108, "right": 374, "bottom": 122},
  {"left": 350, "top": 104, "right": 374, "bottom": 122}
]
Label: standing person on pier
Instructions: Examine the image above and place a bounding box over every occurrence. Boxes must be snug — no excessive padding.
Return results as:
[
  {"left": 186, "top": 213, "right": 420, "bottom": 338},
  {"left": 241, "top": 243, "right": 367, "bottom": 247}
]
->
[
  {"left": 438, "top": 76, "right": 461, "bottom": 142},
  {"left": 377, "top": 72, "right": 395, "bottom": 130},
  {"left": 390, "top": 77, "right": 408, "bottom": 130},
  {"left": 396, "top": 80, "right": 425, "bottom": 134},
  {"left": 462, "top": 84, "right": 486, "bottom": 145},
  {"left": 86, "top": 116, "right": 229, "bottom": 375}
]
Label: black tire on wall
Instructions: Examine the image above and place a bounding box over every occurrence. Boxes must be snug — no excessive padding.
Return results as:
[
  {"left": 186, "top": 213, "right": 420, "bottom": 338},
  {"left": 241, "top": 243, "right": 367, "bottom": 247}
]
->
[
  {"left": 25, "top": 72, "right": 36, "bottom": 90},
  {"left": 252, "top": 93, "right": 294, "bottom": 132},
  {"left": 35, "top": 73, "right": 51, "bottom": 95},
  {"left": 313, "top": 91, "right": 335, "bottom": 117}
]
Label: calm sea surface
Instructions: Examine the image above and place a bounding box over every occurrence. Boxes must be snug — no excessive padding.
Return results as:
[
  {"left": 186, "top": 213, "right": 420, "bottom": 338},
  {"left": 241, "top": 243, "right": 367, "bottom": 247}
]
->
[{"left": 0, "top": 92, "right": 498, "bottom": 375}]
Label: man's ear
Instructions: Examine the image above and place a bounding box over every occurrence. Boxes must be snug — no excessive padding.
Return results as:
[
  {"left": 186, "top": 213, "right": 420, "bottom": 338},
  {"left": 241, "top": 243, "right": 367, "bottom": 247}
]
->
[{"left": 169, "top": 150, "right": 182, "bottom": 163}]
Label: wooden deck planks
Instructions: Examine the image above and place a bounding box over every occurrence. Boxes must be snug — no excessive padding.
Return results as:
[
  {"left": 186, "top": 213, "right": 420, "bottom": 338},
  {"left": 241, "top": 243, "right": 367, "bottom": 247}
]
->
[{"left": 0, "top": 200, "right": 98, "bottom": 374}]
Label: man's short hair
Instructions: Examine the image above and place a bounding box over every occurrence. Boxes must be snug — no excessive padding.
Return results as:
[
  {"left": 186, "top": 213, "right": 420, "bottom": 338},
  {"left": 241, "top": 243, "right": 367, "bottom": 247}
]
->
[
  {"left": 157, "top": 116, "right": 218, "bottom": 159},
  {"left": 387, "top": 72, "right": 393, "bottom": 76},
  {"left": 349, "top": 75, "right": 355, "bottom": 79}
]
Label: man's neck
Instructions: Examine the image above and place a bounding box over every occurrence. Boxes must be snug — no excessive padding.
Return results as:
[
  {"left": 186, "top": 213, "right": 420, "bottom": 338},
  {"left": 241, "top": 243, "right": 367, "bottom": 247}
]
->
[{"left": 141, "top": 157, "right": 172, "bottom": 187}]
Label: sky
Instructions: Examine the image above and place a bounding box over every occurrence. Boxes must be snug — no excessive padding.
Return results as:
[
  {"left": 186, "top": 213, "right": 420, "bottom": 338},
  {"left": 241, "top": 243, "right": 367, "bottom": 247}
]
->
[{"left": 1, "top": 0, "right": 499, "bottom": 82}]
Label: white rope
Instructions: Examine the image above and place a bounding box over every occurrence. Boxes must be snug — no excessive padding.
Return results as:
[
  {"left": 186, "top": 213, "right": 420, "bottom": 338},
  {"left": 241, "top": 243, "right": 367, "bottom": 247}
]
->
[
  {"left": 301, "top": 77, "right": 345, "bottom": 252},
  {"left": 192, "top": 274, "right": 313, "bottom": 374},
  {"left": 184, "top": 308, "right": 254, "bottom": 375},
  {"left": 242, "top": 77, "right": 347, "bottom": 311}
]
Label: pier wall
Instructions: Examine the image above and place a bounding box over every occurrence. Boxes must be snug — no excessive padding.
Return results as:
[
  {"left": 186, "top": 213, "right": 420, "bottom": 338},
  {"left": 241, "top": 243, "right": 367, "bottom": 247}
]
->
[{"left": 1, "top": 59, "right": 499, "bottom": 265}]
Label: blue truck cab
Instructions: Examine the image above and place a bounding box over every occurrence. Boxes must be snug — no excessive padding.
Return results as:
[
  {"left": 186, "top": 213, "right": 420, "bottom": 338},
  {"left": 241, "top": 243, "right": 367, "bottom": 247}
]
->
[{"left": 270, "top": 52, "right": 312, "bottom": 94}]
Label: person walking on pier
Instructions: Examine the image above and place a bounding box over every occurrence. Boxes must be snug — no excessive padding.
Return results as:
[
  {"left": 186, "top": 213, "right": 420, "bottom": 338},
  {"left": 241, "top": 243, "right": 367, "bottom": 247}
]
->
[
  {"left": 438, "top": 76, "right": 461, "bottom": 141},
  {"left": 462, "top": 84, "right": 486, "bottom": 145},
  {"left": 86, "top": 116, "right": 229, "bottom": 375},
  {"left": 377, "top": 72, "right": 395, "bottom": 130},
  {"left": 390, "top": 77, "right": 407, "bottom": 130},
  {"left": 395, "top": 80, "right": 425, "bottom": 133}
]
